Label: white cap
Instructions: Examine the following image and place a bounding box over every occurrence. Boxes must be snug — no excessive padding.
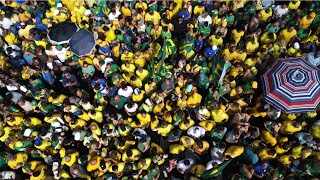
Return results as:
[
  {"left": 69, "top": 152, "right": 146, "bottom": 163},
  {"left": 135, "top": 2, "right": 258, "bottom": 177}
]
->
[
  {"left": 294, "top": 42, "right": 300, "bottom": 49},
  {"left": 134, "top": 88, "right": 140, "bottom": 95},
  {"left": 199, "top": 108, "right": 208, "bottom": 115},
  {"left": 145, "top": 98, "right": 153, "bottom": 106},
  {"left": 212, "top": 45, "right": 217, "bottom": 50},
  {"left": 74, "top": 132, "right": 81, "bottom": 141},
  {"left": 24, "top": 128, "right": 32, "bottom": 137},
  {"left": 53, "top": 9, "right": 59, "bottom": 16},
  {"left": 57, "top": 3, "right": 62, "bottom": 8},
  {"left": 84, "top": 10, "right": 91, "bottom": 16}
]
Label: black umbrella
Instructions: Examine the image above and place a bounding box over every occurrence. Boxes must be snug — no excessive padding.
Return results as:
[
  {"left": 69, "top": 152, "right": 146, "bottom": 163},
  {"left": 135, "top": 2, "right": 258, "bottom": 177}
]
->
[
  {"left": 47, "top": 21, "right": 78, "bottom": 44},
  {"left": 69, "top": 30, "right": 96, "bottom": 57}
]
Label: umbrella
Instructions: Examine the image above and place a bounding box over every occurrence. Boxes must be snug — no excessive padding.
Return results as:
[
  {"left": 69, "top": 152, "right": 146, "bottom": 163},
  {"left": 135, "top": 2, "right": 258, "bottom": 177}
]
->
[
  {"left": 48, "top": 22, "right": 78, "bottom": 44},
  {"left": 261, "top": 57, "right": 320, "bottom": 113},
  {"left": 69, "top": 30, "right": 96, "bottom": 57}
]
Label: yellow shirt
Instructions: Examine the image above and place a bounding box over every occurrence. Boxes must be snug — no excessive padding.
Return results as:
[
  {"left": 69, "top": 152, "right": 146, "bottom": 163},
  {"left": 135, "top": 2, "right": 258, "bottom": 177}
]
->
[
  {"left": 299, "top": 16, "right": 314, "bottom": 29},
  {"left": 151, "top": 26, "right": 163, "bottom": 40},
  {"left": 121, "top": 64, "right": 136, "bottom": 73},
  {"left": 211, "top": 109, "right": 229, "bottom": 124},
  {"left": 0, "top": 127, "right": 12, "bottom": 142},
  {"left": 4, "top": 33, "right": 17, "bottom": 45},
  {"left": 232, "top": 29, "right": 244, "bottom": 44},
  {"left": 61, "top": 152, "right": 79, "bottom": 167},
  {"left": 8, "top": 152, "right": 28, "bottom": 169},
  {"left": 278, "top": 155, "right": 292, "bottom": 165},
  {"left": 261, "top": 130, "right": 277, "bottom": 146},
  {"left": 180, "top": 136, "right": 195, "bottom": 148},
  {"left": 199, "top": 120, "right": 216, "bottom": 131},
  {"left": 145, "top": 12, "right": 161, "bottom": 25},
  {"left": 246, "top": 42, "right": 259, "bottom": 53},
  {"left": 18, "top": 25, "right": 35, "bottom": 39},
  {"left": 208, "top": 35, "right": 223, "bottom": 46},
  {"left": 158, "top": 124, "right": 174, "bottom": 136},
  {"left": 194, "top": 5, "right": 205, "bottom": 17},
  {"left": 135, "top": 2, "right": 148, "bottom": 11},
  {"left": 259, "top": 9, "right": 272, "bottom": 22},
  {"left": 169, "top": 144, "right": 185, "bottom": 154},
  {"left": 280, "top": 29, "right": 297, "bottom": 43},
  {"left": 136, "top": 69, "right": 149, "bottom": 81},
  {"left": 288, "top": 1, "right": 300, "bottom": 10},
  {"left": 225, "top": 146, "right": 244, "bottom": 158},
  {"left": 259, "top": 148, "right": 277, "bottom": 160},
  {"left": 121, "top": 52, "right": 134, "bottom": 63},
  {"left": 121, "top": 7, "right": 131, "bottom": 17},
  {"left": 280, "top": 121, "right": 302, "bottom": 134}
]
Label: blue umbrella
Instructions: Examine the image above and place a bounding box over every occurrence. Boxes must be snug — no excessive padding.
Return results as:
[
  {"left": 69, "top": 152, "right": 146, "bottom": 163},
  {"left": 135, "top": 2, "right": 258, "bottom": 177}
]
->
[{"left": 69, "top": 29, "right": 96, "bottom": 57}]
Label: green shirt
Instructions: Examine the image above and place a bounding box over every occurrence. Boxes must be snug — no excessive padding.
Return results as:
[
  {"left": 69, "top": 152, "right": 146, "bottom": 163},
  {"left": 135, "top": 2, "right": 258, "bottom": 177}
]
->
[{"left": 110, "top": 96, "right": 127, "bottom": 109}]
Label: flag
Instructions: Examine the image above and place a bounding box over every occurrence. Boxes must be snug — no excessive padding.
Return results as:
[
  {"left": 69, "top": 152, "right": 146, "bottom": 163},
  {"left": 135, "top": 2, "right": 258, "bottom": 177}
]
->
[
  {"left": 211, "top": 55, "right": 225, "bottom": 87},
  {"left": 201, "top": 160, "right": 233, "bottom": 179}
]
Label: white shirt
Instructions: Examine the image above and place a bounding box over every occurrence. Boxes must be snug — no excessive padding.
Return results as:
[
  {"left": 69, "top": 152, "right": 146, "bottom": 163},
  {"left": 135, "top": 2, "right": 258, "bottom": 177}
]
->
[
  {"left": 211, "top": 147, "right": 225, "bottom": 158},
  {"left": 206, "top": 159, "right": 223, "bottom": 170},
  {"left": 307, "top": 52, "right": 320, "bottom": 67},
  {"left": 197, "top": 14, "right": 212, "bottom": 26},
  {"left": 187, "top": 126, "right": 206, "bottom": 138},
  {"left": 108, "top": 11, "right": 121, "bottom": 21},
  {"left": 125, "top": 103, "right": 138, "bottom": 113},
  {"left": 0, "top": 18, "right": 13, "bottom": 29},
  {"left": 274, "top": 5, "right": 288, "bottom": 18},
  {"left": 54, "top": 47, "right": 69, "bottom": 62},
  {"left": 20, "top": 101, "right": 33, "bottom": 112},
  {"left": 177, "top": 158, "right": 194, "bottom": 173},
  {"left": 101, "top": 57, "right": 114, "bottom": 73},
  {"left": 4, "top": 44, "right": 21, "bottom": 58},
  {"left": 118, "top": 86, "right": 133, "bottom": 98}
]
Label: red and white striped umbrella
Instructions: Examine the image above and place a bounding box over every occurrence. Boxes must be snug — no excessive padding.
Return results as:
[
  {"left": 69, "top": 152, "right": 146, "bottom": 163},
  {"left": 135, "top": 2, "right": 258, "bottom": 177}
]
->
[{"left": 261, "top": 57, "right": 320, "bottom": 113}]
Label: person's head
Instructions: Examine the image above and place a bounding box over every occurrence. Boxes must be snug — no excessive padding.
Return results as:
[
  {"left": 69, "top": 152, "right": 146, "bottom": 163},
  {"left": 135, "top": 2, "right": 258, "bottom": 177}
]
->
[
  {"left": 303, "top": 134, "right": 313, "bottom": 142},
  {"left": 288, "top": 26, "right": 295, "bottom": 32},
  {"left": 261, "top": 161, "right": 269, "bottom": 169},
  {"left": 184, "top": 159, "right": 190, "bottom": 166},
  {"left": 268, "top": 149, "right": 276, "bottom": 156},
  {"left": 293, "top": 121, "right": 302, "bottom": 128}
]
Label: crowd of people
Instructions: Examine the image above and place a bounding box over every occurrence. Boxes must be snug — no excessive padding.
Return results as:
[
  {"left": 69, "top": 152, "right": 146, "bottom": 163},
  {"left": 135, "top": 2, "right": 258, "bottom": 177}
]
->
[{"left": 0, "top": 0, "right": 320, "bottom": 179}]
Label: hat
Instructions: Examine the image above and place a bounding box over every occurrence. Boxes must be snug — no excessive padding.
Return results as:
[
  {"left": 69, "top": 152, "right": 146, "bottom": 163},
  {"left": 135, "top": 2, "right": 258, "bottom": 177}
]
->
[
  {"left": 74, "top": 132, "right": 81, "bottom": 141},
  {"left": 34, "top": 138, "right": 42, "bottom": 146},
  {"left": 186, "top": 84, "right": 193, "bottom": 93},
  {"left": 57, "top": 3, "right": 63, "bottom": 8},
  {"left": 84, "top": 10, "right": 91, "bottom": 16},
  {"left": 212, "top": 45, "right": 217, "bottom": 50},
  {"left": 145, "top": 98, "right": 153, "bottom": 106},
  {"left": 20, "top": 22, "right": 25, "bottom": 26},
  {"left": 199, "top": 108, "right": 208, "bottom": 115},
  {"left": 56, "top": 45, "right": 63, "bottom": 51},
  {"left": 138, "top": 20, "right": 144, "bottom": 26},
  {"left": 53, "top": 9, "right": 59, "bottom": 16},
  {"left": 294, "top": 42, "right": 300, "bottom": 49},
  {"left": 24, "top": 128, "right": 32, "bottom": 137},
  {"left": 134, "top": 88, "right": 140, "bottom": 95},
  {"left": 252, "top": 81, "right": 258, "bottom": 89}
]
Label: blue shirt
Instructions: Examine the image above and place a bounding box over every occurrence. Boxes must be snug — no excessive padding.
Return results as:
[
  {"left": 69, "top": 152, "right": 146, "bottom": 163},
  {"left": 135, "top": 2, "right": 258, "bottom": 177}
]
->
[
  {"left": 62, "top": 74, "right": 79, "bottom": 87},
  {"left": 42, "top": 71, "right": 55, "bottom": 84},
  {"left": 91, "top": 78, "right": 107, "bottom": 87},
  {"left": 108, "top": 86, "right": 118, "bottom": 97},
  {"left": 195, "top": 39, "right": 204, "bottom": 49},
  {"left": 23, "top": 54, "right": 34, "bottom": 65},
  {"left": 254, "top": 162, "right": 270, "bottom": 175},
  {"left": 204, "top": 47, "right": 217, "bottom": 58}
]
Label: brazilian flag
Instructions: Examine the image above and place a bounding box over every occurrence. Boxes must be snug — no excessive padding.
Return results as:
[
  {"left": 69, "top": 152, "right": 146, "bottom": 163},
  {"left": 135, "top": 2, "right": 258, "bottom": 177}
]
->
[
  {"left": 211, "top": 55, "right": 225, "bottom": 87},
  {"left": 201, "top": 160, "right": 233, "bottom": 179}
]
